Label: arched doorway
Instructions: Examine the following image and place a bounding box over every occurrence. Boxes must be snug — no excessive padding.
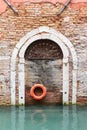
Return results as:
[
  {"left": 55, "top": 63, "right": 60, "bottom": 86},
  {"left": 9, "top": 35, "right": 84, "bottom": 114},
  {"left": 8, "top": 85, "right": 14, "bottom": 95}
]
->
[
  {"left": 24, "top": 39, "right": 63, "bottom": 105},
  {"left": 10, "top": 26, "right": 77, "bottom": 105}
]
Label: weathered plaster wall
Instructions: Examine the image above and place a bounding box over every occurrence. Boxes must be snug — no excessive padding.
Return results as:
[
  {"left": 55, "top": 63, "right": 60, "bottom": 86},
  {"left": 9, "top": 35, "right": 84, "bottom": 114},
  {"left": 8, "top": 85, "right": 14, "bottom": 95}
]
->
[
  {"left": 0, "top": 0, "right": 87, "bottom": 14},
  {"left": 0, "top": 2, "right": 87, "bottom": 105}
]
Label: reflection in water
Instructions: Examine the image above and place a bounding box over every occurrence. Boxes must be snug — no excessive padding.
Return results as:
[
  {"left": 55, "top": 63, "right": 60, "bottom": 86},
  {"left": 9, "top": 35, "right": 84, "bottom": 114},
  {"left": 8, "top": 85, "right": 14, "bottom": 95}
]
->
[
  {"left": 31, "top": 110, "right": 46, "bottom": 126},
  {"left": 0, "top": 106, "right": 87, "bottom": 130}
]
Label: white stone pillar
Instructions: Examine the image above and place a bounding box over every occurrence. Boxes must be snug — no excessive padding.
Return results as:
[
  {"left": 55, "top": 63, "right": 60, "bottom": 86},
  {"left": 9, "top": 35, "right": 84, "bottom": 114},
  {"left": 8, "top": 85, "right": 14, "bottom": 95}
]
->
[
  {"left": 18, "top": 58, "right": 25, "bottom": 105},
  {"left": 72, "top": 69, "right": 77, "bottom": 104},
  {"left": 11, "top": 71, "right": 16, "bottom": 105},
  {"left": 11, "top": 47, "right": 18, "bottom": 105},
  {"left": 63, "top": 58, "right": 69, "bottom": 105}
]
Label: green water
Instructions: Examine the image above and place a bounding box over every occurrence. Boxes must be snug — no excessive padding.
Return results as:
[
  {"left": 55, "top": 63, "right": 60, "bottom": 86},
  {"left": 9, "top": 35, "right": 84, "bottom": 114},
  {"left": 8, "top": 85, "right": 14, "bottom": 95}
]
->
[{"left": 0, "top": 105, "right": 87, "bottom": 130}]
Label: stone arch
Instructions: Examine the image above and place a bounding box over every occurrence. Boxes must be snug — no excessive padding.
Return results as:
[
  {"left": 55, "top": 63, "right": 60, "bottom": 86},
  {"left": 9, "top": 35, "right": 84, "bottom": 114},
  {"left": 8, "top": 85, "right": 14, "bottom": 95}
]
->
[{"left": 10, "top": 26, "right": 77, "bottom": 105}]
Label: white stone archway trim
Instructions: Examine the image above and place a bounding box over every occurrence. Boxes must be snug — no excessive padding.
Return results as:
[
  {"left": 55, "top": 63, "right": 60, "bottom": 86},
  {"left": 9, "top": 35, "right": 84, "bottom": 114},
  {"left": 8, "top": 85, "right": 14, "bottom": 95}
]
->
[
  {"left": 18, "top": 33, "right": 69, "bottom": 105},
  {"left": 10, "top": 26, "right": 77, "bottom": 105}
]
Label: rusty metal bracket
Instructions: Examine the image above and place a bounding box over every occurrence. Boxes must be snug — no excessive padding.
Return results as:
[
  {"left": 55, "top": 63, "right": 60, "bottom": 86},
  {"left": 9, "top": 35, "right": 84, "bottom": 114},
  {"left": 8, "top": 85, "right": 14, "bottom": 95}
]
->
[
  {"left": 57, "top": 0, "right": 71, "bottom": 16},
  {"left": 4, "top": 0, "right": 18, "bottom": 14}
]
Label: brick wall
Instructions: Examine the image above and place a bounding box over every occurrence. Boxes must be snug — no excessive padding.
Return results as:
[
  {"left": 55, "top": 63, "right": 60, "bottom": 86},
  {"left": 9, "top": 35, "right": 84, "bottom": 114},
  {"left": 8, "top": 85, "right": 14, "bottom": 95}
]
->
[{"left": 0, "top": 2, "right": 87, "bottom": 105}]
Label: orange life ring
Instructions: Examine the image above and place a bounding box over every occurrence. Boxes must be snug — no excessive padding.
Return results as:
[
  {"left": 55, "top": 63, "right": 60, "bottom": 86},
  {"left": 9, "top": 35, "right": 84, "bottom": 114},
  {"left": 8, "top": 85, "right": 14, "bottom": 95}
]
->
[{"left": 30, "top": 84, "right": 46, "bottom": 100}]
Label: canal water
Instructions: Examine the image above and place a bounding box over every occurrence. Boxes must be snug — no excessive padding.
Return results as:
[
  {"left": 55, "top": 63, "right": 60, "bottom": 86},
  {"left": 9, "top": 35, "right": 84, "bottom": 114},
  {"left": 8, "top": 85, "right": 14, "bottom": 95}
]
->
[{"left": 0, "top": 105, "right": 87, "bottom": 130}]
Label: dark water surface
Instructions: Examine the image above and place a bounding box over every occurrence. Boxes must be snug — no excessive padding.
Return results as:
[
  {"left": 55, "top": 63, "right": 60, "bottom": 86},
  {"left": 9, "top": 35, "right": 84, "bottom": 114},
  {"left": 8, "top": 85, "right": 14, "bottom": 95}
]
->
[{"left": 0, "top": 105, "right": 87, "bottom": 130}]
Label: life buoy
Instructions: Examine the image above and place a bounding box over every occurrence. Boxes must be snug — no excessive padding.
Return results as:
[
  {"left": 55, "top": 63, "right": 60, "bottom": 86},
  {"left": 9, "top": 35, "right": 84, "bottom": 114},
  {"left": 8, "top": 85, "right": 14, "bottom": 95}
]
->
[{"left": 30, "top": 84, "right": 46, "bottom": 100}]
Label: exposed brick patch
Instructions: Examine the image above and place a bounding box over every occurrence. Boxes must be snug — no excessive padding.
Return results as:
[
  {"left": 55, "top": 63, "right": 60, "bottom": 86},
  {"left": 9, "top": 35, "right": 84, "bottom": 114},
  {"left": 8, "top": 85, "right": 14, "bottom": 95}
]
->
[
  {"left": 25, "top": 87, "right": 62, "bottom": 105},
  {"left": 77, "top": 96, "right": 87, "bottom": 105}
]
